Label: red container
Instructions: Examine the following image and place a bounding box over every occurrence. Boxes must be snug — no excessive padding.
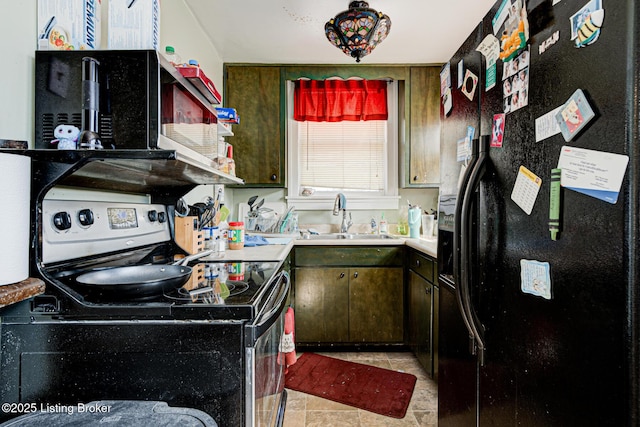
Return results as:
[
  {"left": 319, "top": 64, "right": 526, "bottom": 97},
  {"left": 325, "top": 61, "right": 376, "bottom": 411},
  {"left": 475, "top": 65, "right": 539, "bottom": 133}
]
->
[{"left": 176, "top": 66, "right": 222, "bottom": 105}]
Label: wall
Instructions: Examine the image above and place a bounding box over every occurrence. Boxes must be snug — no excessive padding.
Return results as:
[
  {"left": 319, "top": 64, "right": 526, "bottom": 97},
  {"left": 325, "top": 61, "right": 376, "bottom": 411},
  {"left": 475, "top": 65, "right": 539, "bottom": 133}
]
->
[
  {"left": 158, "top": 0, "right": 224, "bottom": 205},
  {"left": 159, "top": 1, "right": 223, "bottom": 95},
  {"left": 1, "top": 0, "right": 37, "bottom": 143},
  {"left": 230, "top": 187, "right": 439, "bottom": 232}
]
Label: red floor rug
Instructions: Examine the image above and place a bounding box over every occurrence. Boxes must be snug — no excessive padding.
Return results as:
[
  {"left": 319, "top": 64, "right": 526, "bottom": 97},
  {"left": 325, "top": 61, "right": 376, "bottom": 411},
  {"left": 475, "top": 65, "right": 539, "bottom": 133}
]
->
[{"left": 284, "top": 353, "right": 417, "bottom": 419}]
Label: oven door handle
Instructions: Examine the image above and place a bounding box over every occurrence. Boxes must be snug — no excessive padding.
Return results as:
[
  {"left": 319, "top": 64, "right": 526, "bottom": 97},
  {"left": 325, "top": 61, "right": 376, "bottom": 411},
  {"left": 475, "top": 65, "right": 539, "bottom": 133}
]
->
[{"left": 244, "top": 270, "right": 290, "bottom": 346}]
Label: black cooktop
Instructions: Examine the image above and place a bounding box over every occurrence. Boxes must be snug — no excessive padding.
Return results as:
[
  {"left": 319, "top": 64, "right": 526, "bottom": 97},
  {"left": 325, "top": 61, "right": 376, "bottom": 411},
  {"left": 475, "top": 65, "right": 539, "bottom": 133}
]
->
[
  {"left": 164, "top": 261, "right": 280, "bottom": 307},
  {"left": 40, "top": 244, "right": 282, "bottom": 321}
]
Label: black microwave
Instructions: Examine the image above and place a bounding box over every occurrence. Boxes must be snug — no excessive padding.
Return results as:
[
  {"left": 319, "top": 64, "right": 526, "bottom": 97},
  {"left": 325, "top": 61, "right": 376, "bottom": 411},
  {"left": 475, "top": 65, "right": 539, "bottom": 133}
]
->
[{"left": 35, "top": 50, "right": 218, "bottom": 157}]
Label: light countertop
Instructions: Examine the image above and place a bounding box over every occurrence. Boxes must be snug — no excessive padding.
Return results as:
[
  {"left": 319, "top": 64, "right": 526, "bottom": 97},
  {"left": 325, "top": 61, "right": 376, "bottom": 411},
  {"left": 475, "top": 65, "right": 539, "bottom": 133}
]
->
[
  {"left": 200, "top": 234, "right": 437, "bottom": 263},
  {"left": 200, "top": 239, "right": 295, "bottom": 263},
  {"left": 404, "top": 237, "right": 438, "bottom": 258}
]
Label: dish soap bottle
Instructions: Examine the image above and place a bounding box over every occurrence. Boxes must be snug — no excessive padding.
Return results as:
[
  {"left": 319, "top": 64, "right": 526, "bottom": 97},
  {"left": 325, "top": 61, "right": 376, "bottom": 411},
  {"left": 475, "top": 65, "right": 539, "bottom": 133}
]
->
[
  {"left": 397, "top": 206, "right": 409, "bottom": 235},
  {"left": 379, "top": 213, "right": 388, "bottom": 234}
]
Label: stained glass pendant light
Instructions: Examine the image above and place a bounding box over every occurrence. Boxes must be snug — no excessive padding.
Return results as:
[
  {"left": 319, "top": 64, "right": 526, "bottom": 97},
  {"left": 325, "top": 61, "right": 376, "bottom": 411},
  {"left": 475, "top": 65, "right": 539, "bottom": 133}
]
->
[{"left": 325, "top": 1, "right": 391, "bottom": 63}]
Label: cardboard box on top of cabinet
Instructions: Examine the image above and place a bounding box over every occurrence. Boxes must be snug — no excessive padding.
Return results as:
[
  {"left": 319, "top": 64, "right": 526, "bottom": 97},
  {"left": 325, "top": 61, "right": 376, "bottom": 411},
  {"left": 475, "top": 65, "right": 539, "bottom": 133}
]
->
[
  {"left": 215, "top": 108, "right": 240, "bottom": 124},
  {"left": 37, "top": 0, "right": 102, "bottom": 50},
  {"left": 108, "top": 0, "right": 160, "bottom": 50}
]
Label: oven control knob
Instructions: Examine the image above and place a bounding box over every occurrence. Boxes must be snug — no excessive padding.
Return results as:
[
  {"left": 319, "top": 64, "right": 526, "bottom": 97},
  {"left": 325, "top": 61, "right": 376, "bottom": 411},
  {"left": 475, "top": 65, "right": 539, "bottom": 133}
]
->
[
  {"left": 52, "top": 212, "right": 72, "bottom": 231},
  {"left": 78, "top": 209, "right": 94, "bottom": 226},
  {"left": 157, "top": 211, "right": 167, "bottom": 223},
  {"left": 148, "top": 210, "right": 158, "bottom": 222}
]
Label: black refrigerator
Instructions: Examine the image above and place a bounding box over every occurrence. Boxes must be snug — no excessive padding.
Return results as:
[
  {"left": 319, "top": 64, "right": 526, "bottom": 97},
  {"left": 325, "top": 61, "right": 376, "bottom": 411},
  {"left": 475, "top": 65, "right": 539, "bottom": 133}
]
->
[{"left": 437, "top": 0, "right": 640, "bottom": 426}]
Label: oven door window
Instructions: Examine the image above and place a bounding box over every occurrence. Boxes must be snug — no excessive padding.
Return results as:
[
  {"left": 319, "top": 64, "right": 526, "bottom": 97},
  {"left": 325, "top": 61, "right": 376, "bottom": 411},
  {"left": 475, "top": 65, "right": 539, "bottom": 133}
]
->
[{"left": 252, "top": 312, "right": 286, "bottom": 427}]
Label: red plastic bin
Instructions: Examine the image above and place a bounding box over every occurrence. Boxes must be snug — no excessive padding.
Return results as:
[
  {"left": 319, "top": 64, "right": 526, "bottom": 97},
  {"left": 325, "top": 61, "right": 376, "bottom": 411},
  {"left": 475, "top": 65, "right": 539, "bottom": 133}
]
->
[{"left": 176, "top": 66, "right": 222, "bottom": 105}]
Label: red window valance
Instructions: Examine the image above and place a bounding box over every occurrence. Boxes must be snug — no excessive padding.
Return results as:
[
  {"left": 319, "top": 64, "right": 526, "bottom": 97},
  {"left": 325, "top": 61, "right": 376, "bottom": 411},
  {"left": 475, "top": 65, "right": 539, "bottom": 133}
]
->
[{"left": 294, "top": 79, "right": 388, "bottom": 122}]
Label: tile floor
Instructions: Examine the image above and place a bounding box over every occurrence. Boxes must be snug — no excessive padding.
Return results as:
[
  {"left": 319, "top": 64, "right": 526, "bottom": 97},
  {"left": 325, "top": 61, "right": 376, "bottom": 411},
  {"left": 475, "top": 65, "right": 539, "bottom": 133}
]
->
[{"left": 283, "top": 351, "right": 437, "bottom": 427}]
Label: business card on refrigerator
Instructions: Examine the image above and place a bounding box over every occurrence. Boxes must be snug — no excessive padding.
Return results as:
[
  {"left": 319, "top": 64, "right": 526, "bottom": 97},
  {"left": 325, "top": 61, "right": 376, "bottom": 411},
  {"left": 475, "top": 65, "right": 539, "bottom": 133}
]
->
[{"left": 557, "top": 145, "right": 629, "bottom": 204}]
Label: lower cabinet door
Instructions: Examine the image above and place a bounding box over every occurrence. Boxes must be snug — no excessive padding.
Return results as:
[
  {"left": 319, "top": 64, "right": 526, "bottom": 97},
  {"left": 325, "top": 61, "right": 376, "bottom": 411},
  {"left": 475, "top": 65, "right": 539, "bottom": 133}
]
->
[
  {"left": 409, "top": 270, "right": 433, "bottom": 376},
  {"left": 294, "top": 267, "right": 349, "bottom": 343},
  {"left": 349, "top": 267, "right": 404, "bottom": 343}
]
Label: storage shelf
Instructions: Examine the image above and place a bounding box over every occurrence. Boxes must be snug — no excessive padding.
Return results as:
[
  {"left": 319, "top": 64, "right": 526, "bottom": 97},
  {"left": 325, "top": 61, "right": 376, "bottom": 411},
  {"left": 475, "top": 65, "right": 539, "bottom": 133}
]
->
[
  {"left": 6, "top": 149, "right": 243, "bottom": 202},
  {"left": 218, "top": 123, "right": 234, "bottom": 137},
  {"left": 160, "top": 54, "right": 220, "bottom": 118}
]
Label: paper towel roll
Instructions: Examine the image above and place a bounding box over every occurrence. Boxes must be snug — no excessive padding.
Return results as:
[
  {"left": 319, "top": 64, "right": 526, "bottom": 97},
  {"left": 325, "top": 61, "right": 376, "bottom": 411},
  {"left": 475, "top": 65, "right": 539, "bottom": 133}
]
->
[{"left": 0, "top": 153, "right": 30, "bottom": 285}]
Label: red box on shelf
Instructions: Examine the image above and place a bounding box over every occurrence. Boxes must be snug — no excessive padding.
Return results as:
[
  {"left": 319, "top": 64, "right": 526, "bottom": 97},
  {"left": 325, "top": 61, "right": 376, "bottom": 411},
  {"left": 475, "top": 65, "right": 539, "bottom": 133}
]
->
[{"left": 176, "top": 66, "right": 222, "bottom": 105}]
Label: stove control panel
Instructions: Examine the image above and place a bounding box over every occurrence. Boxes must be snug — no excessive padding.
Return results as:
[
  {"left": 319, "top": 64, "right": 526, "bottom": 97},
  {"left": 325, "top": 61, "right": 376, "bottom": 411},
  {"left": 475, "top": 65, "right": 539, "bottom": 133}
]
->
[{"left": 42, "top": 200, "right": 172, "bottom": 264}]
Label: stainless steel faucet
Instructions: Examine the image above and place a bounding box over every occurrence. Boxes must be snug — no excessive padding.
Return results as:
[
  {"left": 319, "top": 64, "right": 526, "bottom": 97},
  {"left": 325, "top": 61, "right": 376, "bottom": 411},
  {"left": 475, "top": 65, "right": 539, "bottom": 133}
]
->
[{"left": 333, "top": 193, "right": 352, "bottom": 233}]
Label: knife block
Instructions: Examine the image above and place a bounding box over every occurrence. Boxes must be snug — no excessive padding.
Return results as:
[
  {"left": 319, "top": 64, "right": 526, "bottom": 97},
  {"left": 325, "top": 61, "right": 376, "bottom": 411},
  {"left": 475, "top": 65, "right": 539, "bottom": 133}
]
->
[
  {"left": 175, "top": 216, "right": 205, "bottom": 255},
  {"left": 183, "top": 263, "right": 206, "bottom": 292}
]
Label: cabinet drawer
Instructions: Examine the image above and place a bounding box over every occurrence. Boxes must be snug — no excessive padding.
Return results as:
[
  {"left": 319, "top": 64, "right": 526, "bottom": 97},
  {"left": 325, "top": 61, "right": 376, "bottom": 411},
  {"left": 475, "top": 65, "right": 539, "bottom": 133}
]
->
[
  {"left": 409, "top": 251, "right": 434, "bottom": 283},
  {"left": 295, "top": 246, "right": 404, "bottom": 267}
]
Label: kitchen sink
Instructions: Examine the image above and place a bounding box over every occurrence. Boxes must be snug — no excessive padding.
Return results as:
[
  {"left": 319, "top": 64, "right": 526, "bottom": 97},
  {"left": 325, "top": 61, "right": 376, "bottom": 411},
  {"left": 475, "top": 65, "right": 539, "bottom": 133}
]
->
[{"left": 300, "top": 233, "right": 400, "bottom": 240}]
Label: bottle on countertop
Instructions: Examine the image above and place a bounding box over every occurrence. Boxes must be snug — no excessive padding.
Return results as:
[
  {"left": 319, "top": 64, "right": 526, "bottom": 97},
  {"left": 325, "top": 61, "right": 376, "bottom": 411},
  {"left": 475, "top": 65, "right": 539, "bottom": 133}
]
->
[
  {"left": 164, "top": 45, "right": 182, "bottom": 66},
  {"left": 379, "top": 213, "right": 388, "bottom": 234},
  {"left": 408, "top": 205, "right": 422, "bottom": 238},
  {"left": 397, "top": 206, "right": 409, "bottom": 235},
  {"left": 228, "top": 221, "right": 245, "bottom": 250},
  {"left": 431, "top": 209, "right": 439, "bottom": 237}
]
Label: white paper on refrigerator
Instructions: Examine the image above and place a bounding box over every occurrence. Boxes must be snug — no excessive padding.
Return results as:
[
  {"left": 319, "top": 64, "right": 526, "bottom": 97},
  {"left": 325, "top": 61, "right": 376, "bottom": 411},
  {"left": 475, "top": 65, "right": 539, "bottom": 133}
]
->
[{"left": 557, "top": 145, "right": 629, "bottom": 204}]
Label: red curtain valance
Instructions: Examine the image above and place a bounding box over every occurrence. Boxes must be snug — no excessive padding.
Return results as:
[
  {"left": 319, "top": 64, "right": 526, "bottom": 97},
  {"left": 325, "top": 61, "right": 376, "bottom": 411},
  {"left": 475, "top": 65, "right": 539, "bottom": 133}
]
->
[{"left": 294, "top": 79, "right": 388, "bottom": 122}]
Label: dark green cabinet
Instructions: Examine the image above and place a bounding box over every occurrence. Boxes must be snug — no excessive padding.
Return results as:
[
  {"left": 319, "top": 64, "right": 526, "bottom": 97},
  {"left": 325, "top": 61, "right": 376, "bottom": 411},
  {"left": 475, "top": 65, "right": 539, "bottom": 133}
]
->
[
  {"left": 408, "top": 271, "right": 434, "bottom": 373},
  {"left": 223, "top": 65, "right": 284, "bottom": 186},
  {"left": 405, "top": 66, "right": 441, "bottom": 187},
  {"left": 294, "top": 267, "right": 349, "bottom": 343},
  {"left": 349, "top": 267, "right": 404, "bottom": 343},
  {"left": 408, "top": 250, "right": 439, "bottom": 378},
  {"left": 293, "top": 246, "right": 404, "bottom": 345}
]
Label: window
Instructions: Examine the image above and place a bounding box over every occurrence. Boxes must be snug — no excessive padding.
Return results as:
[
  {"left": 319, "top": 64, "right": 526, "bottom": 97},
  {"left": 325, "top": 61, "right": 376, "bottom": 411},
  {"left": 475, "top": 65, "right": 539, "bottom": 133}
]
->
[{"left": 286, "top": 79, "right": 399, "bottom": 210}]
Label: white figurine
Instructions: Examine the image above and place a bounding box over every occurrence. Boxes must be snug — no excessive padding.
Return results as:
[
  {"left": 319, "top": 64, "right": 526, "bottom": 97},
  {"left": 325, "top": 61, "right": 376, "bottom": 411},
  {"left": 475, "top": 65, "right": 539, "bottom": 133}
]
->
[{"left": 51, "top": 125, "right": 80, "bottom": 149}]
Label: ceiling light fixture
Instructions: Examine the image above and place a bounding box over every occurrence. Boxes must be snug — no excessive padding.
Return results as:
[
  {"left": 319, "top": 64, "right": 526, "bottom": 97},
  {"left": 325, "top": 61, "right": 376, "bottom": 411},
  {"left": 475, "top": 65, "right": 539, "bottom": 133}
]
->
[{"left": 325, "top": 1, "right": 391, "bottom": 63}]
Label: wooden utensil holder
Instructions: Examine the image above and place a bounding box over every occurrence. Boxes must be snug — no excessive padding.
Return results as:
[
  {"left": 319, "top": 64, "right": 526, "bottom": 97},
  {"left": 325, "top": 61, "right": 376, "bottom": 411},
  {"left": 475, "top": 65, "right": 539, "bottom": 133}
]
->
[
  {"left": 183, "top": 263, "right": 206, "bottom": 292},
  {"left": 175, "top": 216, "right": 205, "bottom": 255}
]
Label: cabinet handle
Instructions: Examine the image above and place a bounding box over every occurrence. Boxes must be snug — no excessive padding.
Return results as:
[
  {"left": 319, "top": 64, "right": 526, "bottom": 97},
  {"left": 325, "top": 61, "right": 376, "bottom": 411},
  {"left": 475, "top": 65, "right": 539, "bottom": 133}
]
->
[
  {"left": 339, "top": 272, "right": 345, "bottom": 279},
  {"left": 353, "top": 271, "right": 358, "bottom": 278},
  {"left": 425, "top": 287, "right": 431, "bottom": 295},
  {"left": 413, "top": 175, "right": 418, "bottom": 181},
  {"left": 416, "top": 259, "right": 421, "bottom": 267},
  {"left": 270, "top": 174, "right": 277, "bottom": 181}
]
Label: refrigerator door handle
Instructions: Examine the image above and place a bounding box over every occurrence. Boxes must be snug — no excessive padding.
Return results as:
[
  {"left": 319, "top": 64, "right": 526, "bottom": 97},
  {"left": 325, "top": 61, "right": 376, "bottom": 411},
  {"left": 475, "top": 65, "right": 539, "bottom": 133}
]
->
[
  {"left": 460, "top": 135, "right": 490, "bottom": 365},
  {"left": 454, "top": 138, "right": 480, "bottom": 355}
]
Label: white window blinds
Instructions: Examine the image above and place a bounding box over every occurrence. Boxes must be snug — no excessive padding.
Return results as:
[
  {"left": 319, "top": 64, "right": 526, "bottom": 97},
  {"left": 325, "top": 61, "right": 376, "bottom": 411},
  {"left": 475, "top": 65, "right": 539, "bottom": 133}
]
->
[{"left": 297, "top": 120, "right": 387, "bottom": 192}]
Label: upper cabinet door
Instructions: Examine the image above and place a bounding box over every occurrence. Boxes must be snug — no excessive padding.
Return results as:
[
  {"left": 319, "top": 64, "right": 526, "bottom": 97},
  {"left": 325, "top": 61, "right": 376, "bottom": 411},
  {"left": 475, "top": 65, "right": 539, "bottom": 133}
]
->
[
  {"left": 406, "top": 66, "right": 441, "bottom": 187},
  {"left": 224, "top": 66, "right": 284, "bottom": 187}
]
